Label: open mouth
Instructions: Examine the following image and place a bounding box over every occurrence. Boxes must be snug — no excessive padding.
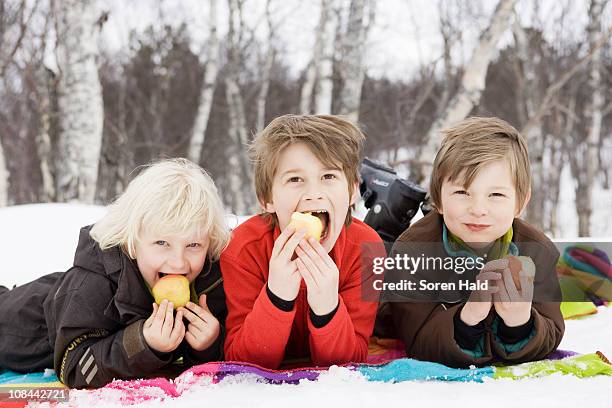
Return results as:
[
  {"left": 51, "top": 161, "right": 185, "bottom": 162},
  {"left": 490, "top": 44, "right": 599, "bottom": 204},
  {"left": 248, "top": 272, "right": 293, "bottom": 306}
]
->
[
  {"left": 158, "top": 272, "right": 188, "bottom": 279},
  {"left": 303, "top": 210, "right": 330, "bottom": 241}
]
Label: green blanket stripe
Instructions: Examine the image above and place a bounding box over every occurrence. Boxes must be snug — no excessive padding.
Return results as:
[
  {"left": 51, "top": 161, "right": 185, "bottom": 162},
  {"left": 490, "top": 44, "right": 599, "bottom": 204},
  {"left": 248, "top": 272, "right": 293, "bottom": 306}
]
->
[{"left": 494, "top": 353, "right": 612, "bottom": 379}]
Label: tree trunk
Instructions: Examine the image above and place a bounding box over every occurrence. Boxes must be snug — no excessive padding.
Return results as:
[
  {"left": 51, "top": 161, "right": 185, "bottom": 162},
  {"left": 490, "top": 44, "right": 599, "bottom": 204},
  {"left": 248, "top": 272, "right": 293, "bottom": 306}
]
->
[
  {"left": 54, "top": 0, "right": 104, "bottom": 203},
  {"left": 415, "top": 0, "right": 517, "bottom": 185},
  {"left": 256, "top": 0, "right": 274, "bottom": 131},
  {"left": 225, "top": 0, "right": 255, "bottom": 214},
  {"left": 300, "top": 0, "right": 335, "bottom": 115},
  {"left": 0, "top": 139, "right": 7, "bottom": 206},
  {"left": 314, "top": 0, "right": 336, "bottom": 114},
  {"left": 336, "top": 0, "right": 370, "bottom": 122},
  {"left": 512, "top": 16, "right": 546, "bottom": 228},
  {"left": 35, "top": 65, "right": 56, "bottom": 202},
  {"left": 577, "top": 0, "right": 605, "bottom": 236},
  {"left": 188, "top": 0, "right": 219, "bottom": 163}
]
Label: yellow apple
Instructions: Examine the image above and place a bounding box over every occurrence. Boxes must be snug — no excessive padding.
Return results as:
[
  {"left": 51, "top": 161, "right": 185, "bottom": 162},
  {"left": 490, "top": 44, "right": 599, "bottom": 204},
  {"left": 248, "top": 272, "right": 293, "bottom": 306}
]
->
[
  {"left": 152, "top": 275, "right": 190, "bottom": 308},
  {"left": 288, "top": 212, "right": 323, "bottom": 241}
]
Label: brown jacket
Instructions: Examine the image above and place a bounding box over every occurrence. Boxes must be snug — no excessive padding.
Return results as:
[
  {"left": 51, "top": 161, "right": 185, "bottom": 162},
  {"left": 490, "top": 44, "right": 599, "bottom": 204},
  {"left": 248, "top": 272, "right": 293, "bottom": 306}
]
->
[
  {"left": 376, "top": 211, "right": 564, "bottom": 368},
  {"left": 0, "top": 226, "right": 226, "bottom": 388}
]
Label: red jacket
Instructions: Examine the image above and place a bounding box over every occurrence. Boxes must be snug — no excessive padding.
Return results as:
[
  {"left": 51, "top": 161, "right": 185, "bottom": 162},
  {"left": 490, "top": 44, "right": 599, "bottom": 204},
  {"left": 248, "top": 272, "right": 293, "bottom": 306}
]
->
[{"left": 221, "top": 215, "right": 382, "bottom": 369}]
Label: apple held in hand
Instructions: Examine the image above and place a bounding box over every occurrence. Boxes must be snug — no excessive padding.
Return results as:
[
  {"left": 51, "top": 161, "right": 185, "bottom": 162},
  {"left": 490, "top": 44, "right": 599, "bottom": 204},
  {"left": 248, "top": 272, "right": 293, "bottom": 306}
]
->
[
  {"left": 506, "top": 255, "right": 535, "bottom": 290},
  {"left": 288, "top": 212, "right": 323, "bottom": 241},
  {"left": 152, "top": 275, "right": 190, "bottom": 308}
]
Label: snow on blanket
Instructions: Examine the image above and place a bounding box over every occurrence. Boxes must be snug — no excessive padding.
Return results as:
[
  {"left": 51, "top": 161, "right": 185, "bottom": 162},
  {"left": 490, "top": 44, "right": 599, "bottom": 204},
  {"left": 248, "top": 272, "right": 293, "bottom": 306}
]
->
[{"left": 1, "top": 350, "right": 611, "bottom": 406}]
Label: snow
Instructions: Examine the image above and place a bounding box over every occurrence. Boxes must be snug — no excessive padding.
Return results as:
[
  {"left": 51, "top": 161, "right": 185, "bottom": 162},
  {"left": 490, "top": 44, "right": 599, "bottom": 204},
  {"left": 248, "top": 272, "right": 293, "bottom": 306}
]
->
[{"left": 1, "top": 203, "right": 611, "bottom": 407}]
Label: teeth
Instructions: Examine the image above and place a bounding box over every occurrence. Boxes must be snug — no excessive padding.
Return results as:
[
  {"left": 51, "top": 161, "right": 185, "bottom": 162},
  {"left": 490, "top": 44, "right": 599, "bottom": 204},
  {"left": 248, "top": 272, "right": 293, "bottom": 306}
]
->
[{"left": 302, "top": 210, "right": 328, "bottom": 214}]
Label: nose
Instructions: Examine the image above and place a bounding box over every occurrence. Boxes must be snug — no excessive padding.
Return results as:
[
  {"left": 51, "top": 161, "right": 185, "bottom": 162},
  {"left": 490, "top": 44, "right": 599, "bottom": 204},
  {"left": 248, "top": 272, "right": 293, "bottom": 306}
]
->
[
  {"left": 302, "top": 181, "right": 325, "bottom": 201},
  {"left": 468, "top": 196, "right": 488, "bottom": 217},
  {"left": 166, "top": 248, "right": 187, "bottom": 272}
]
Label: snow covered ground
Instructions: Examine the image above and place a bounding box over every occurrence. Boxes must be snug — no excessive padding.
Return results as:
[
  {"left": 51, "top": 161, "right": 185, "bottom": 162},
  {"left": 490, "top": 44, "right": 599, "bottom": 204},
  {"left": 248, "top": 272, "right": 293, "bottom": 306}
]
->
[{"left": 1, "top": 204, "right": 611, "bottom": 407}]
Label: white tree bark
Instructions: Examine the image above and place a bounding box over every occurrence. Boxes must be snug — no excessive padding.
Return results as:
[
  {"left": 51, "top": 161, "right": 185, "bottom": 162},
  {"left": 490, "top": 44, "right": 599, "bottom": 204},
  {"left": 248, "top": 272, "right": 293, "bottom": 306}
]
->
[
  {"left": 55, "top": 0, "right": 104, "bottom": 203},
  {"left": 512, "top": 15, "right": 546, "bottom": 227},
  {"left": 188, "top": 0, "right": 219, "bottom": 163},
  {"left": 416, "top": 0, "right": 516, "bottom": 184},
  {"left": 336, "top": 0, "right": 370, "bottom": 122},
  {"left": 314, "top": 0, "right": 336, "bottom": 114},
  {"left": 300, "top": 0, "right": 334, "bottom": 114},
  {"left": 577, "top": 0, "right": 606, "bottom": 236},
  {"left": 256, "top": 0, "right": 274, "bottom": 131},
  {"left": 35, "top": 66, "right": 56, "bottom": 202},
  {"left": 225, "top": 0, "right": 255, "bottom": 214},
  {"left": 0, "top": 140, "right": 7, "bottom": 206}
]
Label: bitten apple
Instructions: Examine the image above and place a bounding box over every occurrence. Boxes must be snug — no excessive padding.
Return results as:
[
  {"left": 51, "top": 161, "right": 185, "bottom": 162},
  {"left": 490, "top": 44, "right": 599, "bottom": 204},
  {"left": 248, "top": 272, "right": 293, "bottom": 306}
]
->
[
  {"left": 288, "top": 212, "right": 323, "bottom": 241},
  {"left": 152, "top": 275, "right": 190, "bottom": 308},
  {"left": 506, "top": 255, "right": 535, "bottom": 290}
]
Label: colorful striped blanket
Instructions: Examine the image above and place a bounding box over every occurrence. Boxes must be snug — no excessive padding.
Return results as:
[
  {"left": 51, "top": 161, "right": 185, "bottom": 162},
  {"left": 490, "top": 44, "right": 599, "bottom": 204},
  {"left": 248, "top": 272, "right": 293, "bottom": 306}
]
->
[{"left": 1, "top": 346, "right": 610, "bottom": 405}]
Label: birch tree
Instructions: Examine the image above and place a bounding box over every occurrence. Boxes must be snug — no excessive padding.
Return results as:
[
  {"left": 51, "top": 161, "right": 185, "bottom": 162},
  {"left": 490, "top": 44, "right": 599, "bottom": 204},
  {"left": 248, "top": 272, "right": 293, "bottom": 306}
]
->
[
  {"left": 256, "top": 0, "right": 274, "bottom": 131},
  {"left": 225, "top": 0, "right": 255, "bottom": 214},
  {"left": 0, "top": 141, "right": 6, "bottom": 206},
  {"left": 54, "top": 0, "right": 104, "bottom": 203},
  {"left": 416, "top": 0, "right": 516, "bottom": 184},
  {"left": 0, "top": 0, "right": 43, "bottom": 205},
  {"left": 34, "top": 65, "right": 56, "bottom": 202},
  {"left": 576, "top": 0, "right": 607, "bottom": 236},
  {"left": 0, "top": 0, "right": 10, "bottom": 206},
  {"left": 300, "top": 0, "right": 336, "bottom": 115},
  {"left": 336, "top": 0, "right": 372, "bottom": 121},
  {"left": 188, "top": 0, "right": 219, "bottom": 163},
  {"left": 511, "top": 15, "right": 548, "bottom": 228}
]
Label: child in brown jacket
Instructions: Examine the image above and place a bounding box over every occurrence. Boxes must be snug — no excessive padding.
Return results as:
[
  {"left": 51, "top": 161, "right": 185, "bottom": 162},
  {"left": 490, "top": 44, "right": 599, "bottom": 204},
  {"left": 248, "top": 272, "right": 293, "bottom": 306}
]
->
[{"left": 379, "top": 117, "right": 564, "bottom": 368}]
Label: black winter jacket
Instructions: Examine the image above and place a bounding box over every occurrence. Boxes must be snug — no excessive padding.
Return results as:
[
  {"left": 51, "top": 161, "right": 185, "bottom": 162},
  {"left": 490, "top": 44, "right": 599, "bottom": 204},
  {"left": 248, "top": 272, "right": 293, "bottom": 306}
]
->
[{"left": 0, "top": 226, "right": 226, "bottom": 388}]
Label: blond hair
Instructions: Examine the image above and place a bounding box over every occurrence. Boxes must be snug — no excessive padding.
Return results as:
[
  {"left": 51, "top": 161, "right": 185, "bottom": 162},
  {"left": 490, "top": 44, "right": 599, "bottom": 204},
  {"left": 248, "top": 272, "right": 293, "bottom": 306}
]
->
[
  {"left": 429, "top": 117, "right": 531, "bottom": 212},
  {"left": 90, "top": 158, "right": 230, "bottom": 261},
  {"left": 250, "top": 114, "right": 365, "bottom": 227}
]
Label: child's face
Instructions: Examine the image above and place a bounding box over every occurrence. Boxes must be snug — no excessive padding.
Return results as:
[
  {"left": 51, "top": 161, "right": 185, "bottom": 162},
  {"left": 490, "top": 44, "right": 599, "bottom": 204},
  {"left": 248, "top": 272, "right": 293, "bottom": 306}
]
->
[
  {"left": 439, "top": 159, "right": 527, "bottom": 248},
  {"left": 263, "top": 142, "right": 357, "bottom": 253},
  {"left": 134, "top": 228, "right": 209, "bottom": 288}
]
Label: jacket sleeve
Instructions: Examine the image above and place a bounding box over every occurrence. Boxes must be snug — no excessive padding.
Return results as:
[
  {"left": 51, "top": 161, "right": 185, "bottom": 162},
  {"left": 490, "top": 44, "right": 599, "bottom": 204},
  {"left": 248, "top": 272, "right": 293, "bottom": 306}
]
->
[
  {"left": 386, "top": 242, "right": 495, "bottom": 368},
  {"left": 308, "top": 249, "right": 380, "bottom": 366},
  {"left": 390, "top": 301, "right": 495, "bottom": 367},
  {"left": 220, "top": 252, "right": 296, "bottom": 368},
  {"left": 52, "top": 273, "right": 173, "bottom": 388},
  {"left": 491, "top": 245, "right": 565, "bottom": 363},
  {"left": 183, "top": 261, "right": 227, "bottom": 365}
]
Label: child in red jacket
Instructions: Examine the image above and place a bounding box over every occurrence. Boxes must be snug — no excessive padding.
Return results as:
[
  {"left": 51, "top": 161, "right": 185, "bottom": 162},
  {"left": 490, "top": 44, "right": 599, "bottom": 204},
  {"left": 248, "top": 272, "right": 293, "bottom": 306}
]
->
[{"left": 221, "top": 114, "right": 383, "bottom": 368}]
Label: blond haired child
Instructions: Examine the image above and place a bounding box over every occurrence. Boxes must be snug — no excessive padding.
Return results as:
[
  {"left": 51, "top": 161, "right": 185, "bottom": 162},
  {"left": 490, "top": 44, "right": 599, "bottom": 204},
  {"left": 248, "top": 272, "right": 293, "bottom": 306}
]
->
[
  {"left": 0, "top": 158, "right": 230, "bottom": 387},
  {"left": 381, "top": 117, "right": 564, "bottom": 367},
  {"left": 221, "top": 114, "right": 383, "bottom": 369}
]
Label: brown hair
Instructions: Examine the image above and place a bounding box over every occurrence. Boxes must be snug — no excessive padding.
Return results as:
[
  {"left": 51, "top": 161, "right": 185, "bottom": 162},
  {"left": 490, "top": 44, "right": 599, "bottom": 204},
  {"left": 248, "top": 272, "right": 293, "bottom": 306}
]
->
[
  {"left": 429, "top": 117, "right": 531, "bottom": 212},
  {"left": 250, "top": 114, "right": 365, "bottom": 227}
]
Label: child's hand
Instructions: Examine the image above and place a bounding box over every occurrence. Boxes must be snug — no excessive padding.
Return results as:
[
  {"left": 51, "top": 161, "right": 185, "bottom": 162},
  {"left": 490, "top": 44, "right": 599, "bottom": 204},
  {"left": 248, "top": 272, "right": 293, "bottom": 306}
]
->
[
  {"left": 493, "top": 267, "right": 533, "bottom": 327},
  {"left": 459, "top": 259, "right": 504, "bottom": 326},
  {"left": 295, "top": 237, "right": 339, "bottom": 316},
  {"left": 143, "top": 300, "right": 185, "bottom": 353},
  {"left": 268, "top": 225, "right": 305, "bottom": 301},
  {"left": 177, "top": 294, "right": 220, "bottom": 352}
]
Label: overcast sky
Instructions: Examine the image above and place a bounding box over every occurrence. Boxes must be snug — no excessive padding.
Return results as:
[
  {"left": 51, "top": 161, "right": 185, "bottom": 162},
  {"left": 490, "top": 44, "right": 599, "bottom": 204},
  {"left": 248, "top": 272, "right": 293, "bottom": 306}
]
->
[{"left": 98, "top": 0, "right": 608, "bottom": 81}]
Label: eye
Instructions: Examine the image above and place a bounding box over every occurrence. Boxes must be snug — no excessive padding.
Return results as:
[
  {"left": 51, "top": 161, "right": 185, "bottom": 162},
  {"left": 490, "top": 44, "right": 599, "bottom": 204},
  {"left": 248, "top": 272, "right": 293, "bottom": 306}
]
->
[
  {"left": 490, "top": 193, "right": 506, "bottom": 197},
  {"left": 287, "top": 176, "right": 302, "bottom": 183},
  {"left": 322, "top": 173, "right": 337, "bottom": 180},
  {"left": 155, "top": 240, "right": 168, "bottom": 246},
  {"left": 187, "top": 242, "right": 201, "bottom": 248},
  {"left": 453, "top": 190, "right": 468, "bottom": 195}
]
